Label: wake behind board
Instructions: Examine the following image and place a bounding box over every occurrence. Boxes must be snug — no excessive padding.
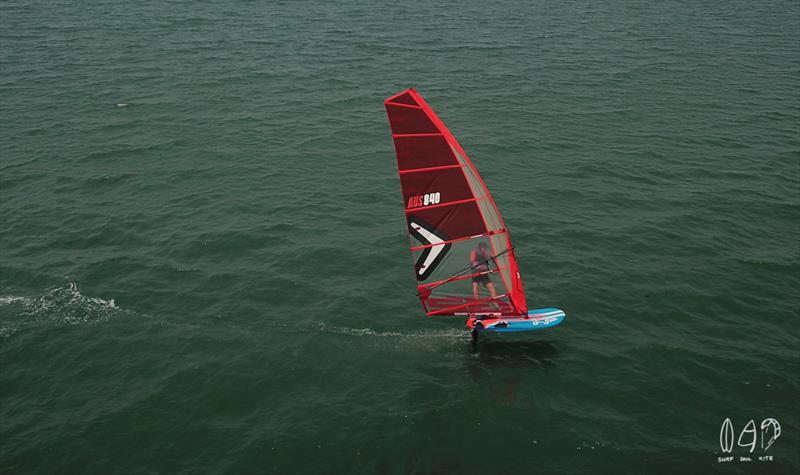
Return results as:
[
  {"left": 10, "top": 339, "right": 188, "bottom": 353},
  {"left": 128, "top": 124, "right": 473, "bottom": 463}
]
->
[{"left": 467, "top": 308, "right": 566, "bottom": 333}]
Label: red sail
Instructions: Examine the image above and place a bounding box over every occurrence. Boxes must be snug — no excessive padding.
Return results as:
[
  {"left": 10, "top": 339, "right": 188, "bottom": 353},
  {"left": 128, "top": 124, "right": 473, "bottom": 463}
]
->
[{"left": 384, "top": 88, "right": 528, "bottom": 317}]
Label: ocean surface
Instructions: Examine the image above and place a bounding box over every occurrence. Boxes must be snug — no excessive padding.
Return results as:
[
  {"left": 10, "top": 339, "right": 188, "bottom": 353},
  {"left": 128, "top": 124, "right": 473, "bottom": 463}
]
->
[{"left": 1, "top": 1, "right": 798, "bottom": 473}]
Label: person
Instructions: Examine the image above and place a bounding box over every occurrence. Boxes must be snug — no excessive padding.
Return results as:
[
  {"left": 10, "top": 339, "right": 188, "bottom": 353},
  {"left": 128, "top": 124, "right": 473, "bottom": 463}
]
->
[{"left": 470, "top": 242, "right": 497, "bottom": 299}]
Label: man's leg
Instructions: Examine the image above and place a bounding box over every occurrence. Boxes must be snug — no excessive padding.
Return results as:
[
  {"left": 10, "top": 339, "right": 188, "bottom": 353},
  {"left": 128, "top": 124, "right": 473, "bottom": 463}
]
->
[
  {"left": 486, "top": 282, "right": 497, "bottom": 299},
  {"left": 472, "top": 282, "right": 479, "bottom": 299}
]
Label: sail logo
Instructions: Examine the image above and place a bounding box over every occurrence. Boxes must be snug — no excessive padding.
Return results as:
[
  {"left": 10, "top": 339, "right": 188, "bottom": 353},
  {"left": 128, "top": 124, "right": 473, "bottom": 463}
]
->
[
  {"left": 718, "top": 418, "right": 781, "bottom": 464},
  {"left": 408, "top": 218, "right": 451, "bottom": 281},
  {"left": 407, "top": 192, "right": 441, "bottom": 209}
]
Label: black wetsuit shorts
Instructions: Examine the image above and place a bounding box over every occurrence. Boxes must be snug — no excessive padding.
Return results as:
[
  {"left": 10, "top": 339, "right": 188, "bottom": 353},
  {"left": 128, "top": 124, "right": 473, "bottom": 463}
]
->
[{"left": 472, "top": 273, "right": 492, "bottom": 287}]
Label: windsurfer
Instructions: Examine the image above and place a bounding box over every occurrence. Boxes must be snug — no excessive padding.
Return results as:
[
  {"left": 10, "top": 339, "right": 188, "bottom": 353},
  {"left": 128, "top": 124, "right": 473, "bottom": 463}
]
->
[{"left": 470, "top": 242, "right": 497, "bottom": 299}]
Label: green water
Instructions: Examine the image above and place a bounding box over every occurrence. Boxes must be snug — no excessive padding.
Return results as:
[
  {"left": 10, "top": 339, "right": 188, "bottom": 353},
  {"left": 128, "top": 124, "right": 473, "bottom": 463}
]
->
[{"left": 1, "top": 1, "right": 798, "bottom": 473}]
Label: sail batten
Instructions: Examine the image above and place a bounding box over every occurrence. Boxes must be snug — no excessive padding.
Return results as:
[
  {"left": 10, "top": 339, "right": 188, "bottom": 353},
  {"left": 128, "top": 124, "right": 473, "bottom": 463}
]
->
[
  {"left": 384, "top": 88, "right": 528, "bottom": 317},
  {"left": 409, "top": 229, "right": 505, "bottom": 251},
  {"left": 404, "top": 197, "right": 481, "bottom": 214},
  {"left": 418, "top": 266, "right": 510, "bottom": 292},
  {"left": 398, "top": 164, "right": 462, "bottom": 175}
]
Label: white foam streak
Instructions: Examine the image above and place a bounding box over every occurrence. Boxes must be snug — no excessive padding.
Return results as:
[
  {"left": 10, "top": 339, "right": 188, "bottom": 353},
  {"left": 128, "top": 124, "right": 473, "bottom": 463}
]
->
[{"left": 0, "top": 286, "right": 125, "bottom": 338}]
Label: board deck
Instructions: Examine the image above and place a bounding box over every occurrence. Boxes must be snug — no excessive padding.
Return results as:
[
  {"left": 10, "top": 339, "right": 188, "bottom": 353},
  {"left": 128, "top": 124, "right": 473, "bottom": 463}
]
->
[{"left": 467, "top": 308, "right": 566, "bottom": 333}]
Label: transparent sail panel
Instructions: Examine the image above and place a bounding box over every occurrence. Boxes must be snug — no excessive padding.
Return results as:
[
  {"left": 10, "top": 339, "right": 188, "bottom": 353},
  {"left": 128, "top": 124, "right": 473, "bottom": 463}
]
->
[
  {"left": 412, "top": 234, "right": 516, "bottom": 316},
  {"left": 489, "top": 233, "right": 514, "bottom": 295},
  {"left": 410, "top": 235, "right": 508, "bottom": 286},
  {"left": 418, "top": 269, "right": 510, "bottom": 301},
  {"left": 451, "top": 147, "right": 504, "bottom": 232},
  {"left": 424, "top": 294, "right": 516, "bottom": 316},
  {"left": 418, "top": 270, "right": 513, "bottom": 316},
  {"left": 449, "top": 146, "right": 516, "bottom": 299}
]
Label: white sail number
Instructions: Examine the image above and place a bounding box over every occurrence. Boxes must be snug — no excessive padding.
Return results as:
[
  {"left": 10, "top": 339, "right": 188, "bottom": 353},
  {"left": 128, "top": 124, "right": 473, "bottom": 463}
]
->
[
  {"left": 407, "top": 192, "right": 441, "bottom": 209},
  {"left": 424, "top": 192, "right": 441, "bottom": 205}
]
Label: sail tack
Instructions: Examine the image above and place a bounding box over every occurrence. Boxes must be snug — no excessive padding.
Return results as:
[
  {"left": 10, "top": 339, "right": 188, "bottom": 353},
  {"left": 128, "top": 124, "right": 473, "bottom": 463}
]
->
[{"left": 384, "top": 89, "right": 528, "bottom": 317}]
